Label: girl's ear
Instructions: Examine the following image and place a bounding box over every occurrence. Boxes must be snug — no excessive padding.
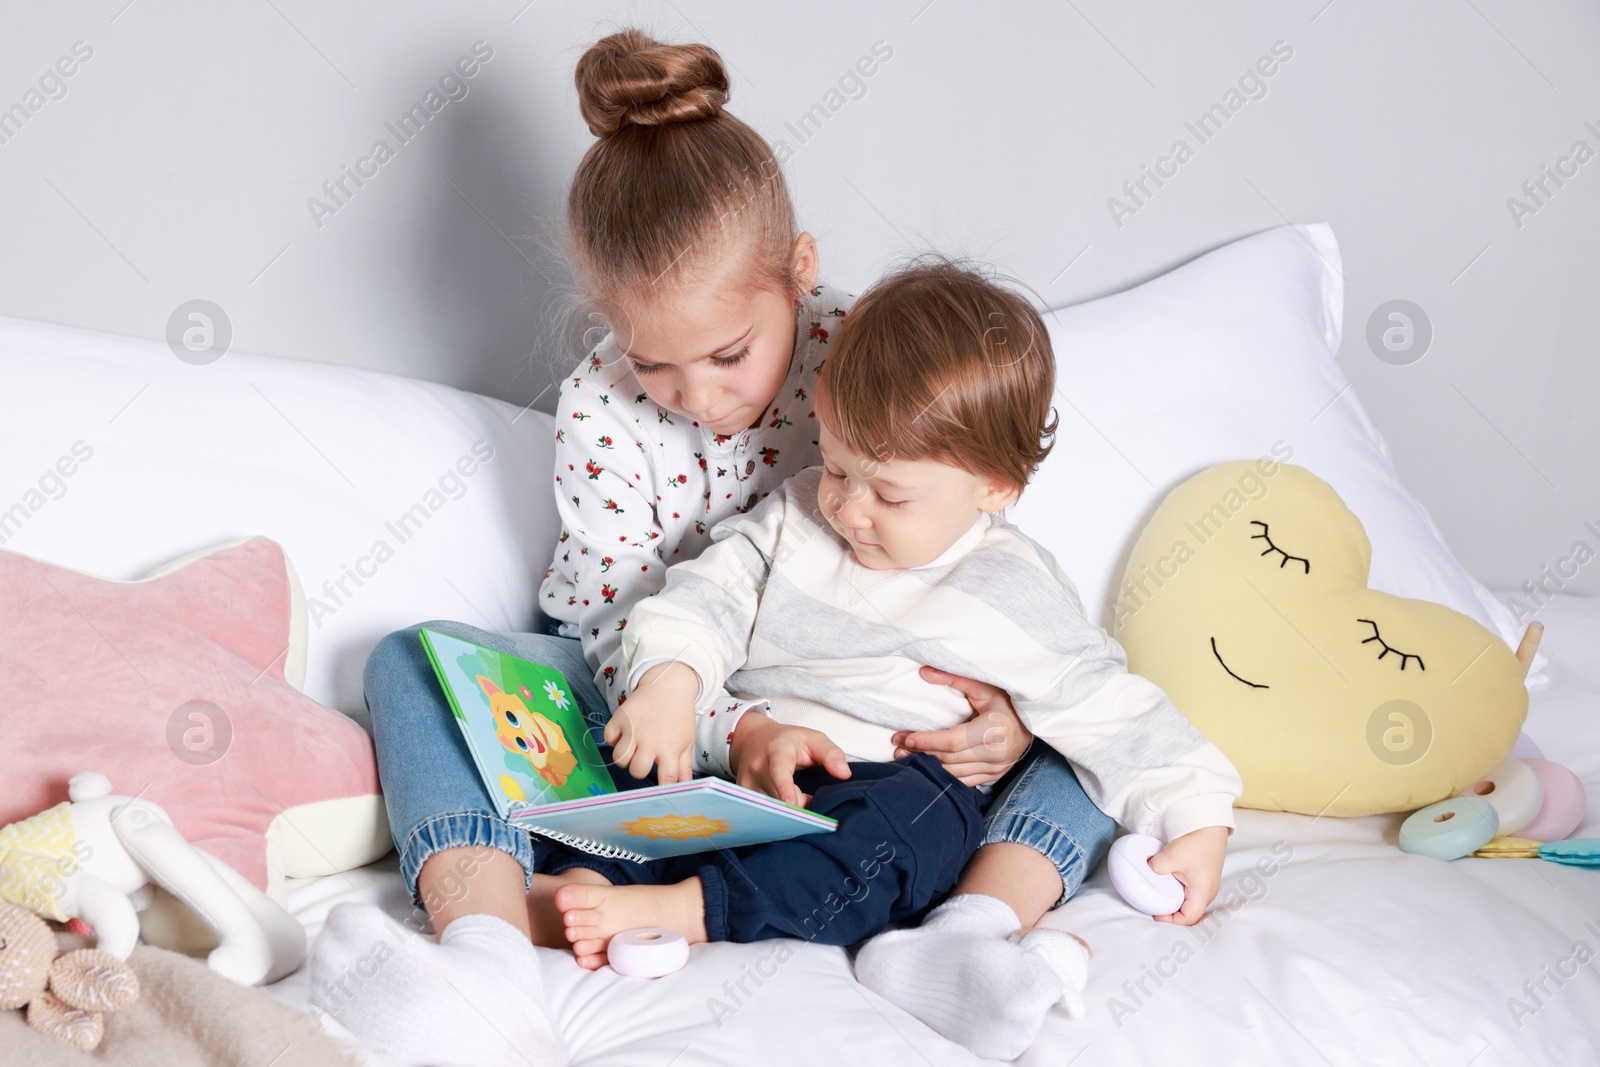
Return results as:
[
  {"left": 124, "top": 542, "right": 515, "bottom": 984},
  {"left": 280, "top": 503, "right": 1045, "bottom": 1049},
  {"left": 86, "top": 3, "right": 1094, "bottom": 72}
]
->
[{"left": 791, "top": 232, "right": 820, "bottom": 294}]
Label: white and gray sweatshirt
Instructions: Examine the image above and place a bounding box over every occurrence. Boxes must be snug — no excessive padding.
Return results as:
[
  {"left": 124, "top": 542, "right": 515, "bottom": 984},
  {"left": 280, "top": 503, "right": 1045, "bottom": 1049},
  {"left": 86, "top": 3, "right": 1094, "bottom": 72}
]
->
[{"left": 624, "top": 467, "right": 1242, "bottom": 841}]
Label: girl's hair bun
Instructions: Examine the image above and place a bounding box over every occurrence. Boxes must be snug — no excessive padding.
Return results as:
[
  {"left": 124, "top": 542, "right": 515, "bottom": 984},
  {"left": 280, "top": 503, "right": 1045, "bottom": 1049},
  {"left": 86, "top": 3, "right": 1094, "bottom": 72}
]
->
[{"left": 575, "top": 29, "right": 730, "bottom": 137}]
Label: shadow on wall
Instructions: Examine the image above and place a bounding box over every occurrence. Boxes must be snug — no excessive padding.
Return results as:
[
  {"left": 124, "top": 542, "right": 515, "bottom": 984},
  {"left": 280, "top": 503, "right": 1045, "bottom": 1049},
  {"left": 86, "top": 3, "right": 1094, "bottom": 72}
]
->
[{"left": 412, "top": 81, "right": 575, "bottom": 415}]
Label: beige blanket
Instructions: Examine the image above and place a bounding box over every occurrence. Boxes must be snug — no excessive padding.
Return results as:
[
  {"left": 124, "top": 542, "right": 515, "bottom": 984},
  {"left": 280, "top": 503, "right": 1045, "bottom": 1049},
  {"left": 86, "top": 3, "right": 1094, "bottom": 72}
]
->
[{"left": 1, "top": 933, "right": 359, "bottom": 1067}]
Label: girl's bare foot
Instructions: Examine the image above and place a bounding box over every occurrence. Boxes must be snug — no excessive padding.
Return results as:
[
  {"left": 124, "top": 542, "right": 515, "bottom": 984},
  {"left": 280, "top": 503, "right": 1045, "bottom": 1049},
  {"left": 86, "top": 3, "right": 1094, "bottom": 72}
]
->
[
  {"left": 526, "top": 868, "right": 613, "bottom": 948},
  {"left": 552, "top": 877, "right": 709, "bottom": 969}
]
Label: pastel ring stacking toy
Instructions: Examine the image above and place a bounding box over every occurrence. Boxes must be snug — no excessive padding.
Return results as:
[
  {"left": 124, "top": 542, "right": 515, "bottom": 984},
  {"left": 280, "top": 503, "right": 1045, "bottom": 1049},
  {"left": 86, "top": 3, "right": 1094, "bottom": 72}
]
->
[
  {"left": 1107, "top": 834, "right": 1185, "bottom": 916},
  {"left": 607, "top": 928, "right": 690, "bottom": 978},
  {"left": 1517, "top": 759, "right": 1588, "bottom": 843},
  {"left": 1464, "top": 758, "right": 1544, "bottom": 837},
  {"left": 1399, "top": 795, "right": 1499, "bottom": 860}
]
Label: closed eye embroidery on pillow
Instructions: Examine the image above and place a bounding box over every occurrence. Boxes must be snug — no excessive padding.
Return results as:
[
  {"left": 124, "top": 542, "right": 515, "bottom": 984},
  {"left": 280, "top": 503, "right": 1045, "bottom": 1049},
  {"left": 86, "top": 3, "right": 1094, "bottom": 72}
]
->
[
  {"left": 1249, "top": 520, "right": 1310, "bottom": 574},
  {"left": 1358, "top": 618, "right": 1425, "bottom": 671}
]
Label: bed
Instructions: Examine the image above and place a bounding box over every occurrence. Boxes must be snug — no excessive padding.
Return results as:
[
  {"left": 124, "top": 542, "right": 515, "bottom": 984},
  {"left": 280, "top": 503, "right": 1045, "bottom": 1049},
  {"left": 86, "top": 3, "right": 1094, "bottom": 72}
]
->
[
  {"left": 267, "top": 589, "right": 1600, "bottom": 1066},
  {"left": 4, "top": 223, "right": 1594, "bottom": 1065}
]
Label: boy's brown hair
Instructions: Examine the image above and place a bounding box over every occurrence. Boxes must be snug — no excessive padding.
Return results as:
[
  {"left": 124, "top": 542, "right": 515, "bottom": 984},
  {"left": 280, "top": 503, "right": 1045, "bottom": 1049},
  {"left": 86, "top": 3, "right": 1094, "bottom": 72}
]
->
[{"left": 817, "top": 258, "right": 1057, "bottom": 492}]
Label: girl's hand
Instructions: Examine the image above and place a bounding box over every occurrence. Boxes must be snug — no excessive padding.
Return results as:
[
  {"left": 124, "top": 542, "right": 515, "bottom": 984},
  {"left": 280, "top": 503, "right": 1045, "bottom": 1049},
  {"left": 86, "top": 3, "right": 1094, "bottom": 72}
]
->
[
  {"left": 1149, "top": 826, "right": 1229, "bottom": 926},
  {"left": 604, "top": 662, "right": 699, "bottom": 784},
  {"left": 890, "top": 666, "right": 1033, "bottom": 786},
  {"left": 729, "top": 714, "right": 851, "bottom": 808}
]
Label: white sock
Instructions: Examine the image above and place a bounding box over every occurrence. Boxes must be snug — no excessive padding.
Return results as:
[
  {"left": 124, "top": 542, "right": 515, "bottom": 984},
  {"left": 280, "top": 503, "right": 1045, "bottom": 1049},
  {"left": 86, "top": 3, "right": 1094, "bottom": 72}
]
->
[
  {"left": 309, "top": 903, "right": 567, "bottom": 1067},
  {"left": 854, "top": 894, "right": 1090, "bottom": 1061}
]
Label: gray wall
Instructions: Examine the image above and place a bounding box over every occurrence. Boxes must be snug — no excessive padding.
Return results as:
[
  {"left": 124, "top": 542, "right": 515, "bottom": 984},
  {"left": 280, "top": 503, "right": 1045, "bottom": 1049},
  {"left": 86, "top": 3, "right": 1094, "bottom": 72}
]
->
[{"left": 3, "top": 0, "right": 1596, "bottom": 598}]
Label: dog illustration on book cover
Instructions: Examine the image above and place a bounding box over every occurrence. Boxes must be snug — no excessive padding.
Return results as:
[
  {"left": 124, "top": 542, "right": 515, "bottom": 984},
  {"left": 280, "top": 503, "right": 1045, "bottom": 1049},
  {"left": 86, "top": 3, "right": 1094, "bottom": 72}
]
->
[{"left": 477, "top": 675, "right": 580, "bottom": 788}]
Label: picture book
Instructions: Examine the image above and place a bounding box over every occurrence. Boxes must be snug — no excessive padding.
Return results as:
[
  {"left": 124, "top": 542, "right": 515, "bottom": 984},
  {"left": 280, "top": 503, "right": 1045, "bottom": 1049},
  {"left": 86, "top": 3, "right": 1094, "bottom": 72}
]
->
[{"left": 418, "top": 627, "right": 837, "bottom": 862}]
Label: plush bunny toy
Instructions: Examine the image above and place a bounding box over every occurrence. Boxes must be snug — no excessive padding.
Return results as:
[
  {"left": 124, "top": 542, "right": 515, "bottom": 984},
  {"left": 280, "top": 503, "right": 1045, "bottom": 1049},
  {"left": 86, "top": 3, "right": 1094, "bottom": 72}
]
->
[{"left": 0, "top": 773, "right": 305, "bottom": 986}]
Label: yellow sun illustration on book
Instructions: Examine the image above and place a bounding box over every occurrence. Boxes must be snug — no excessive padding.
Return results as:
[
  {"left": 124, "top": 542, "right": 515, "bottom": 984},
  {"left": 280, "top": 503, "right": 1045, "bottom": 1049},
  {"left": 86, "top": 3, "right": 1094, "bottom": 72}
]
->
[{"left": 619, "top": 814, "right": 735, "bottom": 841}]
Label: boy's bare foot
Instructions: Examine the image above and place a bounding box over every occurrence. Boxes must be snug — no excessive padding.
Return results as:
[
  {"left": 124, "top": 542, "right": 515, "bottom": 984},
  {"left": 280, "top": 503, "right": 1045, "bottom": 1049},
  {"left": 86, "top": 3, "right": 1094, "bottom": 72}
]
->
[
  {"left": 553, "top": 877, "right": 709, "bottom": 970},
  {"left": 527, "top": 868, "right": 613, "bottom": 948}
]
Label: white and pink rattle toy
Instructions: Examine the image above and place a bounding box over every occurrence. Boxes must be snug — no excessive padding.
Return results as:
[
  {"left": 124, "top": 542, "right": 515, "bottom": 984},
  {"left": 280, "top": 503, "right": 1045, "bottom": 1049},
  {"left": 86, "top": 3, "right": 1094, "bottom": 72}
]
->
[
  {"left": 607, "top": 928, "right": 689, "bottom": 978},
  {"left": 1107, "top": 834, "right": 1185, "bottom": 916}
]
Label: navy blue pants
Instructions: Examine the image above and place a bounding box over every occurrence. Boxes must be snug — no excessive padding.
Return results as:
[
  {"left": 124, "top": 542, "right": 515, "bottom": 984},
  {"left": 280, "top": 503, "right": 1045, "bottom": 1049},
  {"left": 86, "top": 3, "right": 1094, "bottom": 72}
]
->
[{"left": 533, "top": 754, "right": 989, "bottom": 945}]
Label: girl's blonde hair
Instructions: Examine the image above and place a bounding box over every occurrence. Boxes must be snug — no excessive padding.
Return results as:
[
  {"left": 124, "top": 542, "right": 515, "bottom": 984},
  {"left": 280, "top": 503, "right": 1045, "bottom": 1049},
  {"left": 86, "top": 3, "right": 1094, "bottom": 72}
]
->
[{"left": 568, "top": 30, "right": 799, "bottom": 317}]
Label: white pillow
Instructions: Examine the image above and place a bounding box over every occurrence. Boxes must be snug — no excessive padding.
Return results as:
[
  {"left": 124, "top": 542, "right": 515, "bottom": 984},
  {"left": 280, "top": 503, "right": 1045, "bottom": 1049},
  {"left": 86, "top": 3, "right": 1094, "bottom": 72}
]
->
[
  {"left": 1012, "top": 223, "right": 1546, "bottom": 684},
  {"left": 0, "top": 317, "right": 559, "bottom": 715}
]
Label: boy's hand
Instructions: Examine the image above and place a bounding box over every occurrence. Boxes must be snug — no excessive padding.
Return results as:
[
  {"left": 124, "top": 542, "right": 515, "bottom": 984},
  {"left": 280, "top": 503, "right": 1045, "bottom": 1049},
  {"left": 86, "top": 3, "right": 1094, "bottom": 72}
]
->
[
  {"left": 890, "top": 666, "right": 1033, "bottom": 785},
  {"left": 730, "top": 713, "right": 851, "bottom": 808},
  {"left": 1149, "top": 825, "right": 1230, "bottom": 925},
  {"left": 604, "top": 662, "right": 699, "bottom": 784}
]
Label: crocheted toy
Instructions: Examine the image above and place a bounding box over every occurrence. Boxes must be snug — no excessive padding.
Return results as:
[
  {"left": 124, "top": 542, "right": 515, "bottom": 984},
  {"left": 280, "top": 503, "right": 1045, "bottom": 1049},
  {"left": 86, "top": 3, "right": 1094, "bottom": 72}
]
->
[{"left": 0, "top": 903, "right": 139, "bottom": 1051}]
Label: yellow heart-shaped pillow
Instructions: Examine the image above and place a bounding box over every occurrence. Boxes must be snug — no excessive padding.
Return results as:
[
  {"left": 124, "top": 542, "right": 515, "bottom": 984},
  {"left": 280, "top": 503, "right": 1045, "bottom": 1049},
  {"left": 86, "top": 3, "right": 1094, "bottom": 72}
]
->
[{"left": 1113, "top": 461, "right": 1526, "bottom": 816}]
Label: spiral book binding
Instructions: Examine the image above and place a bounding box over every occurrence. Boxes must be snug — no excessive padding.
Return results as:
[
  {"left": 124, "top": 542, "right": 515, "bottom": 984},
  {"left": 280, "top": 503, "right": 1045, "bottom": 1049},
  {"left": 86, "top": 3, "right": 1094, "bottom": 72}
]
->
[{"left": 524, "top": 825, "right": 651, "bottom": 865}]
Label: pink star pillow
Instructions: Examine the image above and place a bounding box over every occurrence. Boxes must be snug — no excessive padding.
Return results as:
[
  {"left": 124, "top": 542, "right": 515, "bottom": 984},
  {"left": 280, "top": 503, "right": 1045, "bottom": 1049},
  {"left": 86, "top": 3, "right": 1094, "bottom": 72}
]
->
[{"left": 1, "top": 537, "right": 382, "bottom": 891}]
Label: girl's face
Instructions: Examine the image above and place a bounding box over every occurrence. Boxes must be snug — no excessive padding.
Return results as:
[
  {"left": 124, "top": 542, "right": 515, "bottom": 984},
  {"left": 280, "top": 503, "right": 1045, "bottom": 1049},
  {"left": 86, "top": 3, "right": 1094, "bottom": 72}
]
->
[{"left": 613, "top": 236, "right": 818, "bottom": 436}]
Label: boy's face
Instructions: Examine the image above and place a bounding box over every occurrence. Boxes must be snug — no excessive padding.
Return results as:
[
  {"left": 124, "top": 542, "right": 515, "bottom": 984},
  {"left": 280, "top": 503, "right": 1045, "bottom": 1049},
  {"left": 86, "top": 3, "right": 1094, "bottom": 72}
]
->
[{"left": 815, "top": 421, "right": 1018, "bottom": 570}]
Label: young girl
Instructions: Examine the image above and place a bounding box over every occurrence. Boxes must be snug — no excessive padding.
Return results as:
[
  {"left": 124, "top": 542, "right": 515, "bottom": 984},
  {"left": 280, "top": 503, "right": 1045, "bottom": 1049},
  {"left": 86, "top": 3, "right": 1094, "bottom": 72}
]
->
[{"left": 310, "top": 29, "right": 1112, "bottom": 1066}]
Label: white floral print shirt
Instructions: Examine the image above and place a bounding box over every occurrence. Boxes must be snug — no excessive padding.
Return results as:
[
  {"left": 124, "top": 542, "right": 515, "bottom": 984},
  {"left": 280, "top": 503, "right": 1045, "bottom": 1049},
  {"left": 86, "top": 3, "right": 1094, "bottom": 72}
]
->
[{"left": 540, "top": 282, "right": 854, "bottom": 775}]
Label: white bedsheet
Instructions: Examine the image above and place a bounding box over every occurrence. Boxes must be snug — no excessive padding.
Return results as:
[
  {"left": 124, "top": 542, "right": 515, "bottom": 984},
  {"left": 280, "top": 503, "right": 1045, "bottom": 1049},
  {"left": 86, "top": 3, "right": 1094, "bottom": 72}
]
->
[{"left": 269, "top": 594, "right": 1600, "bottom": 1066}]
